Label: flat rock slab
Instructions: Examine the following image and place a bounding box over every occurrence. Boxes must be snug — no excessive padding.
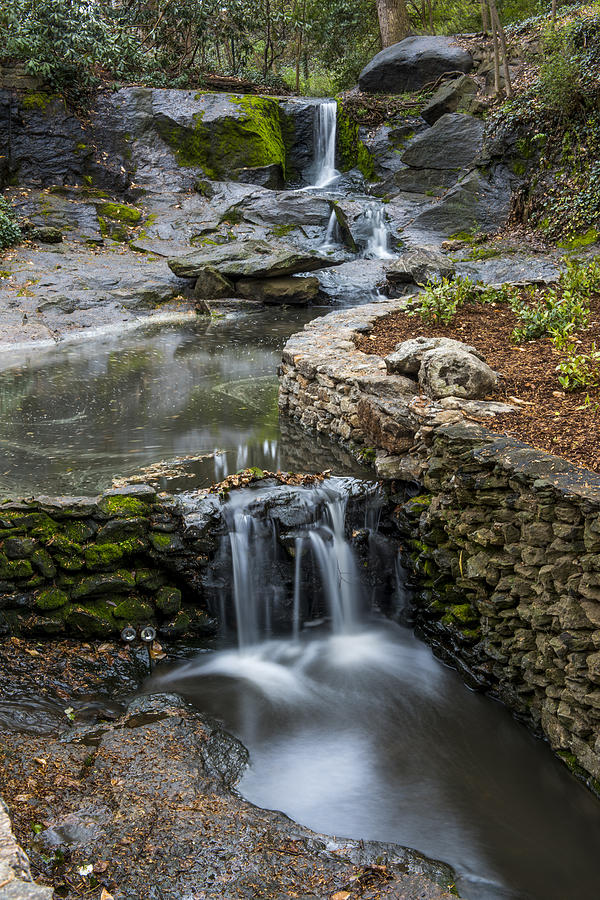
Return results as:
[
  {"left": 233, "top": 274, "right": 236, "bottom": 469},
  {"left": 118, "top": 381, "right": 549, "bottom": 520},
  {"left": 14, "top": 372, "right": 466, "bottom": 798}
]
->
[
  {"left": 359, "top": 35, "right": 472, "bottom": 94},
  {"left": 0, "top": 244, "right": 190, "bottom": 347},
  {"left": 168, "top": 238, "right": 343, "bottom": 279}
]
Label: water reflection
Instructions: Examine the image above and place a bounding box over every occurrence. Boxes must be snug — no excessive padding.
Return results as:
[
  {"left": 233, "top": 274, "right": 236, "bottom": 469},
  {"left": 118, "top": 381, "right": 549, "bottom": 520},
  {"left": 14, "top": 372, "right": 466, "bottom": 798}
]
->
[{"left": 0, "top": 309, "right": 366, "bottom": 497}]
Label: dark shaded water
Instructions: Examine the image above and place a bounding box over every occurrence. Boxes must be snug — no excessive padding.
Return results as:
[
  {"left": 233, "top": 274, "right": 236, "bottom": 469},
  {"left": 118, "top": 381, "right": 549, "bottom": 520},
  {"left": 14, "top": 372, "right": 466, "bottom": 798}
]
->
[
  {"left": 0, "top": 308, "right": 369, "bottom": 497},
  {"left": 152, "top": 623, "right": 600, "bottom": 900}
]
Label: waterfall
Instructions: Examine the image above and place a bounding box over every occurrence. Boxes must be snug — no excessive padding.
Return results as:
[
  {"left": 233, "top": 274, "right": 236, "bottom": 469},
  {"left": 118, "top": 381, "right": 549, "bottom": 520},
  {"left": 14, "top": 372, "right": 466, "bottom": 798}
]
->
[
  {"left": 212, "top": 479, "right": 371, "bottom": 647},
  {"left": 308, "top": 495, "right": 361, "bottom": 634},
  {"left": 363, "top": 203, "right": 395, "bottom": 259},
  {"left": 321, "top": 208, "right": 341, "bottom": 250},
  {"left": 309, "top": 101, "right": 340, "bottom": 189}
]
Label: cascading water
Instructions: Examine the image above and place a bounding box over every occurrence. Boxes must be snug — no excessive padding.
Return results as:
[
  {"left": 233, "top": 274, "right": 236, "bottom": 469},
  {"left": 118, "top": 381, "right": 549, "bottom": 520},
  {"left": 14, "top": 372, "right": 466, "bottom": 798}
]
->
[
  {"left": 308, "top": 100, "right": 340, "bottom": 189},
  {"left": 218, "top": 477, "right": 371, "bottom": 645},
  {"left": 321, "top": 208, "right": 341, "bottom": 250},
  {"left": 151, "top": 478, "right": 600, "bottom": 900},
  {"left": 363, "top": 202, "right": 395, "bottom": 259}
]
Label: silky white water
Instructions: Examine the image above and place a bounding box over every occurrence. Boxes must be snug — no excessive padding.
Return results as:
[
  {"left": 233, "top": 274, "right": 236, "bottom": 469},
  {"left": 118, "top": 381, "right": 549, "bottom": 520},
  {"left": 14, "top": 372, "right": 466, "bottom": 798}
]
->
[
  {"left": 309, "top": 100, "right": 340, "bottom": 188},
  {"left": 149, "top": 480, "right": 600, "bottom": 900}
]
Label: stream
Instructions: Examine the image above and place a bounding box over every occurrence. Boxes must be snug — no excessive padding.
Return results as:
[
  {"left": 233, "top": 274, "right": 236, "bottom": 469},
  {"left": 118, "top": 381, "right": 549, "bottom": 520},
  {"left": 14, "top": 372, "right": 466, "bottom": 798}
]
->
[{"left": 2, "top": 99, "right": 600, "bottom": 900}]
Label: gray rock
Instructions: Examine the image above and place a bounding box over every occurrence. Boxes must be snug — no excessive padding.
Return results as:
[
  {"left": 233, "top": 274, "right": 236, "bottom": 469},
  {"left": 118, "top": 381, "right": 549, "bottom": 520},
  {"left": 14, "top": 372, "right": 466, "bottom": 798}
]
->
[
  {"left": 385, "top": 336, "right": 484, "bottom": 376},
  {"left": 419, "top": 346, "right": 498, "bottom": 399},
  {"left": 234, "top": 164, "right": 284, "bottom": 190},
  {"left": 168, "top": 239, "right": 341, "bottom": 280},
  {"left": 32, "top": 226, "right": 63, "bottom": 244},
  {"left": 225, "top": 190, "right": 335, "bottom": 228},
  {"left": 193, "top": 266, "right": 234, "bottom": 301},
  {"left": 236, "top": 275, "right": 320, "bottom": 305},
  {"left": 280, "top": 98, "right": 323, "bottom": 180},
  {"left": 385, "top": 249, "right": 455, "bottom": 286},
  {"left": 359, "top": 36, "right": 472, "bottom": 94},
  {"left": 421, "top": 75, "right": 478, "bottom": 125},
  {"left": 402, "top": 113, "right": 484, "bottom": 170},
  {"left": 406, "top": 165, "right": 515, "bottom": 245}
]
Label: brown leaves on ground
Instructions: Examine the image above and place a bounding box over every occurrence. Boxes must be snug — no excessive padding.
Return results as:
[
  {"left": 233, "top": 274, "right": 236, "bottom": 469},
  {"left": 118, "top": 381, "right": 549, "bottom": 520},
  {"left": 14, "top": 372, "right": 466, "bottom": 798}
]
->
[{"left": 355, "top": 299, "right": 600, "bottom": 473}]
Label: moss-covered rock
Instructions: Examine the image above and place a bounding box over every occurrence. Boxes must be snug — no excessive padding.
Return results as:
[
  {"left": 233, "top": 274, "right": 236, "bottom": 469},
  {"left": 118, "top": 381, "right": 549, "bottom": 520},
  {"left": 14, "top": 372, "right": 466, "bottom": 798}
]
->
[
  {"left": 159, "top": 94, "right": 288, "bottom": 181},
  {"left": 155, "top": 586, "right": 182, "bottom": 615},
  {"left": 336, "top": 101, "right": 377, "bottom": 181},
  {"left": 3, "top": 536, "right": 37, "bottom": 558},
  {"left": 84, "top": 542, "right": 125, "bottom": 570},
  {"left": 36, "top": 587, "right": 69, "bottom": 611},
  {"left": 66, "top": 603, "right": 115, "bottom": 637},
  {"left": 98, "top": 494, "right": 153, "bottom": 518},
  {"left": 71, "top": 570, "right": 136, "bottom": 599},
  {"left": 97, "top": 202, "right": 143, "bottom": 225},
  {"left": 113, "top": 596, "right": 155, "bottom": 621},
  {"left": 0, "top": 554, "right": 33, "bottom": 579}
]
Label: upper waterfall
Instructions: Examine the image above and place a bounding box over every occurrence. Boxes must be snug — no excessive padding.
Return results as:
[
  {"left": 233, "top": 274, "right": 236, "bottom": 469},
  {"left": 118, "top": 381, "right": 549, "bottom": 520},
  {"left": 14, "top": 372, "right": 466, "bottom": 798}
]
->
[{"left": 308, "top": 100, "right": 340, "bottom": 189}]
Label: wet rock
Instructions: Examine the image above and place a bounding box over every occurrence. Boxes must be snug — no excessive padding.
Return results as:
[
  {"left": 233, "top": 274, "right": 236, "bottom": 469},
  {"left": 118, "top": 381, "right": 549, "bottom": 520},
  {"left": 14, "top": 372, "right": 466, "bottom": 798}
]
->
[
  {"left": 224, "top": 189, "right": 337, "bottom": 229},
  {"left": 386, "top": 249, "right": 455, "bottom": 286},
  {"left": 421, "top": 75, "right": 478, "bottom": 125},
  {"left": 193, "top": 265, "right": 234, "bottom": 301},
  {"left": 168, "top": 239, "right": 341, "bottom": 280},
  {"left": 1, "top": 693, "right": 458, "bottom": 899},
  {"left": 0, "top": 800, "right": 54, "bottom": 899},
  {"left": 236, "top": 275, "right": 320, "bottom": 305},
  {"left": 280, "top": 98, "right": 322, "bottom": 179},
  {"left": 385, "top": 336, "right": 484, "bottom": 376},
  {"left": 234, "top": 164, "right": 284, "bottom": 189},
  {"left": 359, "top": 36, "right": 472, "bottom": 94},
  {"left": 406, "top": 165, "right": 515, "bottom": 244},
  {"left": 32, "top": 226, "right": 63, "bottom": 244},
  {"left": 419, "top": 346, "right": 498, "bottom": 399},
  {"left": 402, "top": 114, "right": 484, "bottom": 171}
]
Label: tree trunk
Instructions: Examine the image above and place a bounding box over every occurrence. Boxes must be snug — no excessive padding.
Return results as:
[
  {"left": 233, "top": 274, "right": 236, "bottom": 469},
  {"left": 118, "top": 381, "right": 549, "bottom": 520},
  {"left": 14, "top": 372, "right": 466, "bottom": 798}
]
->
[
  {"left": 489, "top": 0, "right": 501, "bottom": 96},
  {"left": 480, "top": 0, "right": 490, "bottom": 34},
  {"left": 375, "top": 0, "right": 411, "bottom": 48},
  {"left": 491, "top": 2, "right": 512, "bottom": 97}
]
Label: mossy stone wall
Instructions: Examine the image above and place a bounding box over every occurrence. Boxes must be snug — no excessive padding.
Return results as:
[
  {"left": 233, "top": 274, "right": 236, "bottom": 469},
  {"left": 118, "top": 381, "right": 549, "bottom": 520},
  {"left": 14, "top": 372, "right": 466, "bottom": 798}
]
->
[
  {"left": 392, "top": 422, "right": 600, "bottom": 794},
  {"left": 0, "top": 485, "right": 216, "bottom": 640}
]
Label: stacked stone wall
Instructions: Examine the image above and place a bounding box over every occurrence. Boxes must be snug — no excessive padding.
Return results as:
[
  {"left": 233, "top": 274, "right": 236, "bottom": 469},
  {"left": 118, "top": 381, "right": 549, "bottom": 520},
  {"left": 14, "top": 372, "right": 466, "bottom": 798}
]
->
[
  {"left": 279, "top": 300, "right": 600, "bottom": 791},
  {"left": 0, "top": 484, "right": 217, "bottom": 640}
]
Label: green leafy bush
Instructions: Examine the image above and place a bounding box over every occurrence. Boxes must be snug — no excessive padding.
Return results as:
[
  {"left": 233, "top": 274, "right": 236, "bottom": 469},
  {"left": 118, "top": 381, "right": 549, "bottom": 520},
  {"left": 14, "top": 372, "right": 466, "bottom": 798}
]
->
[
  {"left": 0, "top": 198, "right": 21, "bottom": 250},
  {"left": 412, "top": 276, "right": 515, "bottom": 325},
  {"left": 556, "top": 343, "right": 600, "bottom": 391},
  {"left": 511, "top": 258, "right": 600, "bottom": 342}
]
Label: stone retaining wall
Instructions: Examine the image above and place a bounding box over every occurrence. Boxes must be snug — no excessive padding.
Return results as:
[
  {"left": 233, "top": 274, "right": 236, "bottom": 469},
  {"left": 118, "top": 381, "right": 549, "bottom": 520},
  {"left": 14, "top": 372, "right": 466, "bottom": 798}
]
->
[
  {"left": 279, "top": 300, "right": 600, "bottom": 791},
  {"left": 0, "top": 484, "right": 217, "bottom": 639}
]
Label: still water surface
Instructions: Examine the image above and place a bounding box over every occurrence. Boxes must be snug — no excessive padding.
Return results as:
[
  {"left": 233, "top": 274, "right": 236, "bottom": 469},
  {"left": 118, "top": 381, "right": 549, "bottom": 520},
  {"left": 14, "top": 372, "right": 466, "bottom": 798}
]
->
[{"left": 0, "top": 309, "right": 344, "bottom": 496}]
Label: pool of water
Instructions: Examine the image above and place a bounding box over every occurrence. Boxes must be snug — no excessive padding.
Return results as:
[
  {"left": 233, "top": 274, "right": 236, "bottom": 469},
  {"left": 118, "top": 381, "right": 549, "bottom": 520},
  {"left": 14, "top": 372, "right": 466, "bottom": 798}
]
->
[
  {"left": 151, "top": 623, "right": 600, "bottom": 900},
  {"left": 0, "top": 307, "right": 367, "bottom": 497}
]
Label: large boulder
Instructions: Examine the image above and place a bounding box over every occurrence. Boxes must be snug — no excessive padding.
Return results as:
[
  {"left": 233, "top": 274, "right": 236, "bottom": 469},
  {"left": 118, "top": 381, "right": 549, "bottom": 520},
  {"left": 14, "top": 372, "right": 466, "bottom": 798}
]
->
[
  {"left": 233, "top": 164, "right": 284, "bottom": 190},
  {"left": 421, "top": 75, "right": 478, "bottom": 125},
  {"left": 401, "top": 114, "right": 484, "bottom": 171},
  {"left": 385, "top": 337, "right": 484, "bottom": 376},
  {"left": 385, "top": 249, "right": 455, "bottom": 286},
  {"left": 405, "top": 165, "right": 515, "bottom": 245},
  {"left": 168, "top": 239, "right": 341, "bottom": 280},
  {"left": 419, "top": 346, "right": 498, "bottom": 399},
  {"left": 359, "top": 36, "right": 472, "bottom": 94}
]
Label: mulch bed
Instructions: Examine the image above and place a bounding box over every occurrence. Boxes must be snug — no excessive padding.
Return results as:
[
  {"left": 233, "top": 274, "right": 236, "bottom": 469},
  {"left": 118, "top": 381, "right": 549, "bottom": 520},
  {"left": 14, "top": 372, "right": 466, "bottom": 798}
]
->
[{"left": 355, "top": 298, "right": 600, "bottom": 473}]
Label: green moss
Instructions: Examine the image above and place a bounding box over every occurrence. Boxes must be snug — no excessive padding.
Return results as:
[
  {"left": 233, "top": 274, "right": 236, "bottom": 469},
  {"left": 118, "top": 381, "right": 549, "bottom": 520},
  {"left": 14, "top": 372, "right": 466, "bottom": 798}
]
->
[
  {"left": 441, "top": 603, "right": 479, "bottom": 627},
  {"left": 21, "top": 92, "right": 54, "bottom": 111},
  {"left": 155, "top": 586, "right": 181, "bottom": 615},
  {"left": 84, "top": 542, "right": 124, "bottom": 570},
  {"left": 54, "top": 553, "right": 84, "bottom": 572},
  {"left": 136, "top": 568, "right": 165, "bottom": 591},
  {"left": 272, "top": 223, "right": 299, "bottom": 238},
  {"left": 0, "top": 555, "right": 33, "bottom": 579},
  {"left": 160, "top": 95, "right": 288, "bottom": 180},
  {"left": 557, "top": 228, "right": 599, "bottom": 249},
  {"left": 36, "top": 588, "right": 69, "bottom": 611},
  {"left": 99, "top": 495, "right": 152, "bottom": 517},
  {"left": 336, "top": 101, "right": 378, "bottom": 182},
  {"left": 113, "top": 596, "right": 154, "bottom": 621},
  {"left": 97, "top": 202, "right": 142, "bottom": 225},
  {"left": 149, "top": 531, "right": 178, "bottom": 551}
]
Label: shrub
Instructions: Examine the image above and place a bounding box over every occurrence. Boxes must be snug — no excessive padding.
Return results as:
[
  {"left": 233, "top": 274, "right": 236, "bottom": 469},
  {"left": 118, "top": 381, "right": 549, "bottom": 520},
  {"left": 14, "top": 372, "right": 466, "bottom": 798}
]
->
[
  {"left": 0, "top": 198, "right": 21, "bottom": 250},
  {"left": 556, "top": 343, "right": 600, "bottom": 391}
]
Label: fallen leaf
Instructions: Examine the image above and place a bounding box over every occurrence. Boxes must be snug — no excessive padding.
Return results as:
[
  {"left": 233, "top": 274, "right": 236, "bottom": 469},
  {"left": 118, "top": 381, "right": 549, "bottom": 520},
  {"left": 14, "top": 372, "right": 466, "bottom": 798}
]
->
[{"left": 101, "top": 890, "right": 114, "bottom": 900}]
